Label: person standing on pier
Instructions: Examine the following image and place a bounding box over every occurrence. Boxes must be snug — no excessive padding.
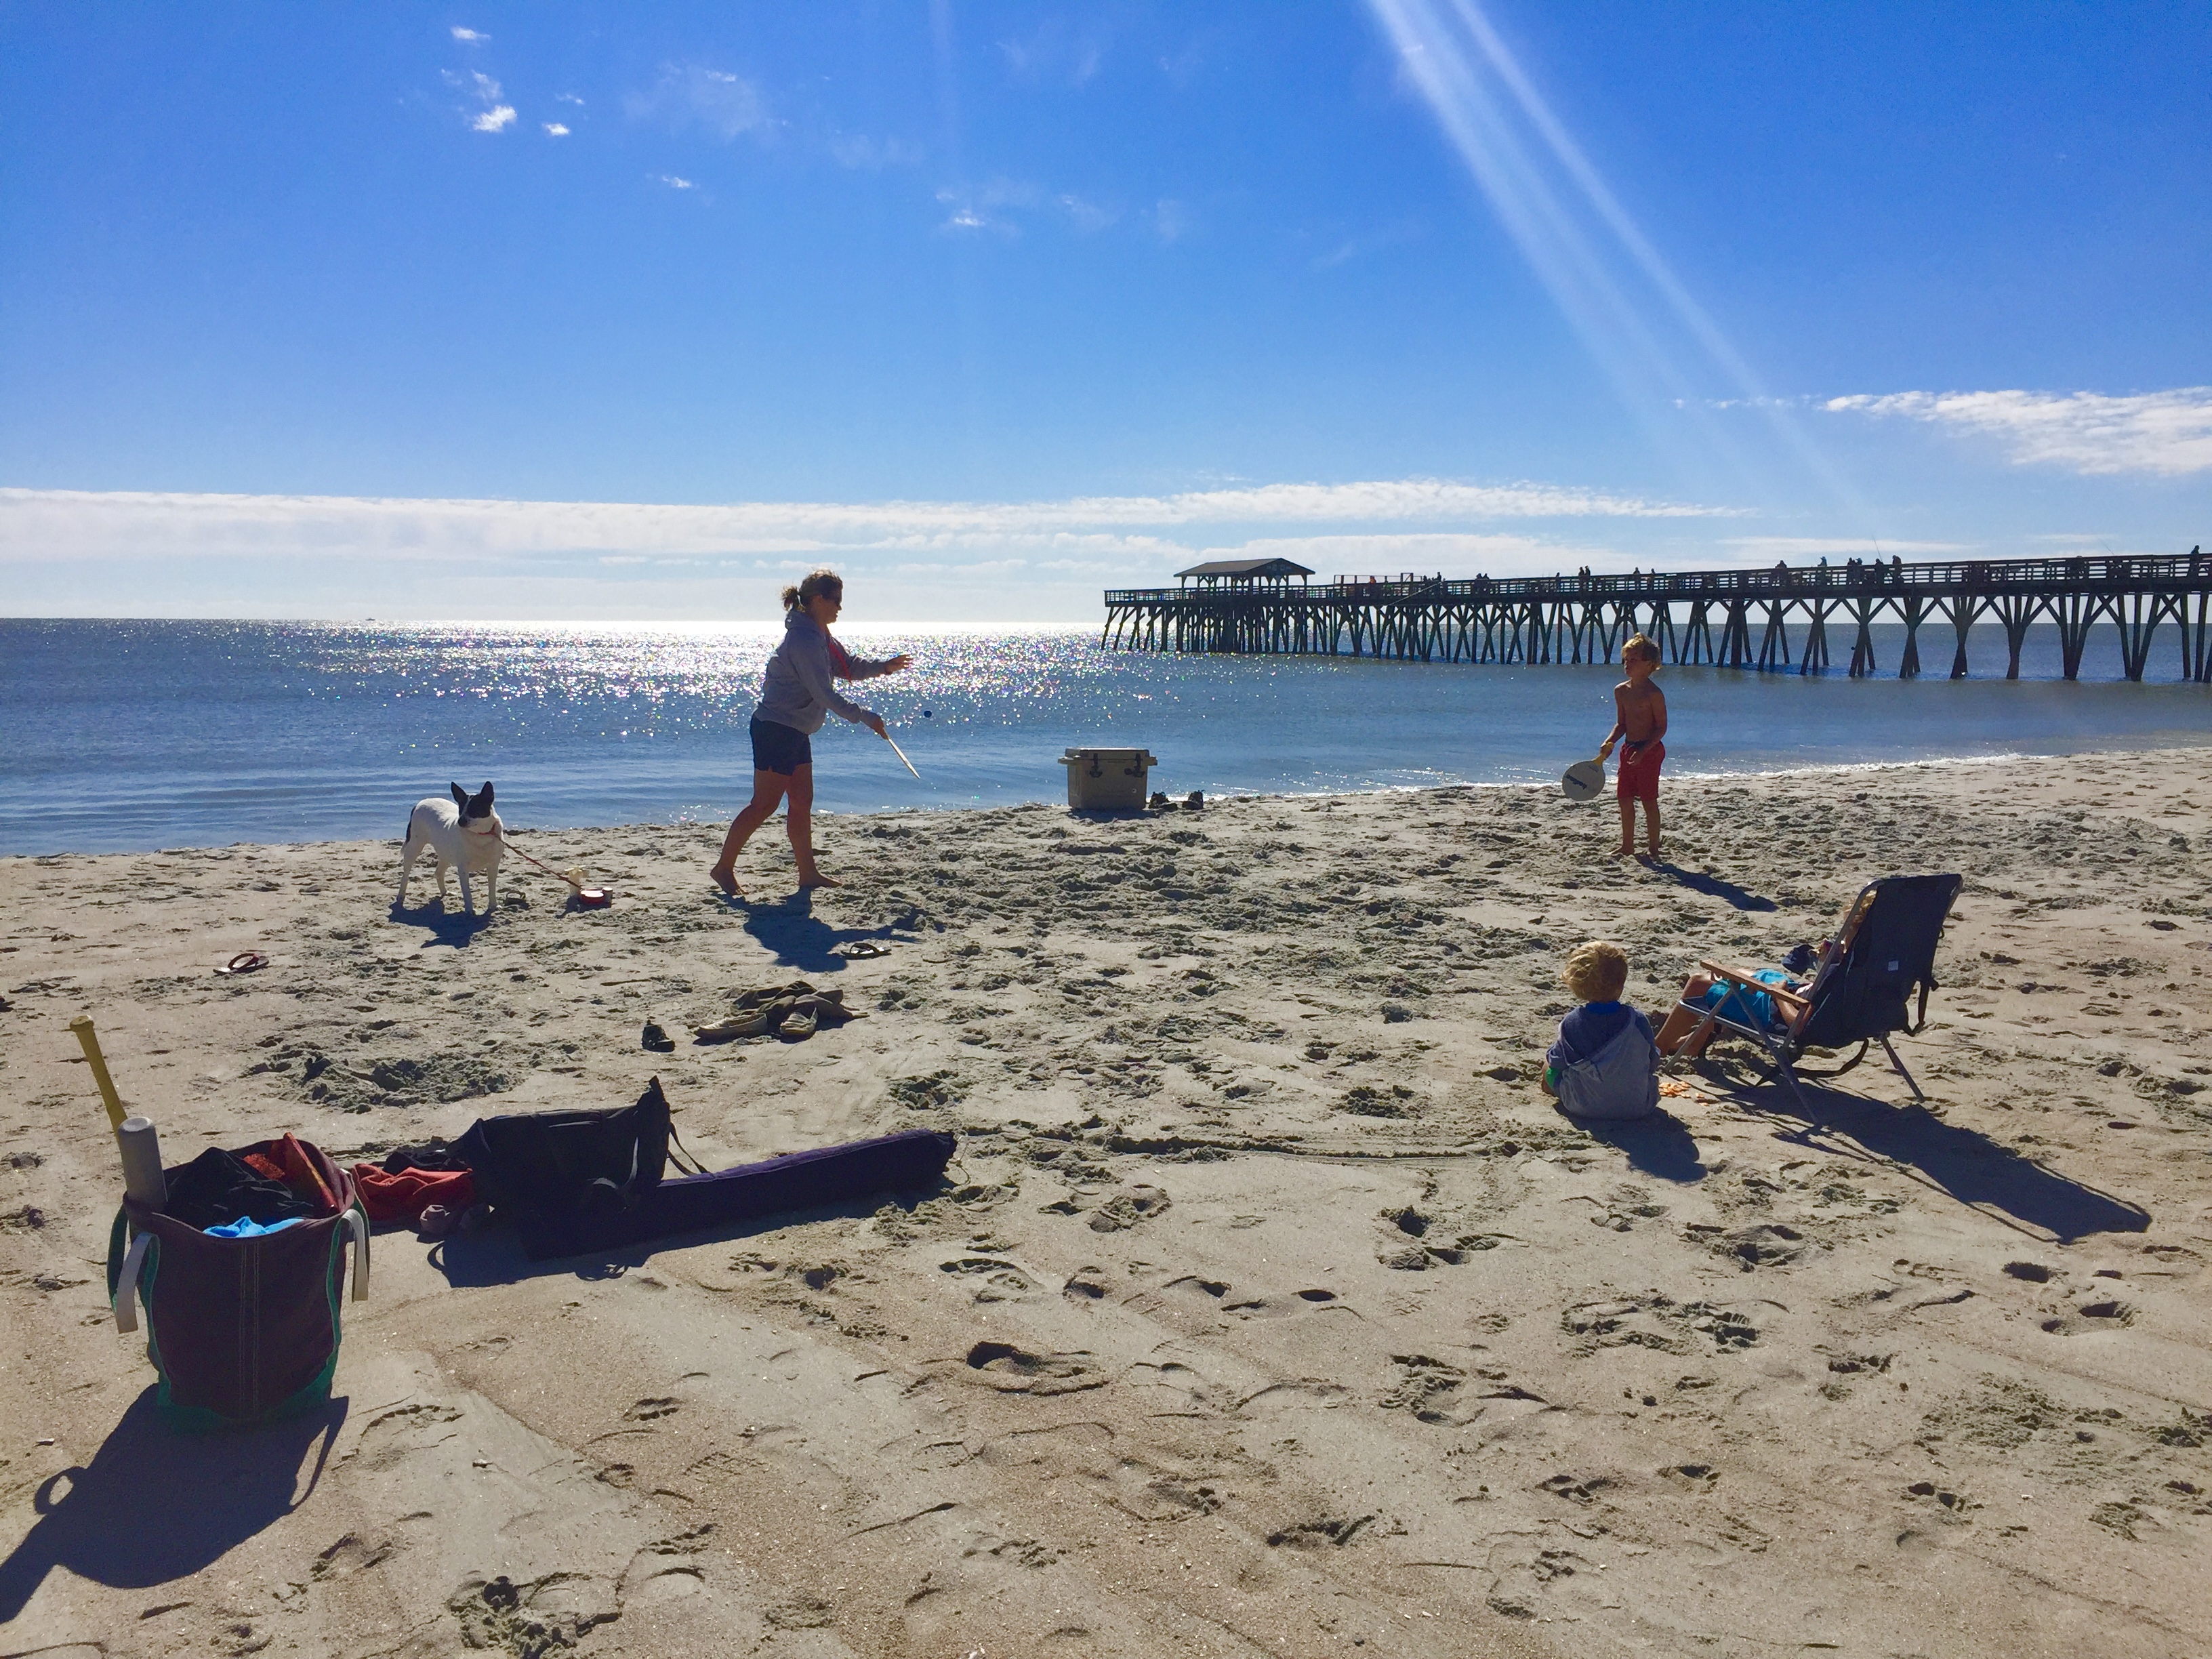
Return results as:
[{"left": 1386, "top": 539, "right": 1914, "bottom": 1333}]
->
[{"left": 1597, "top": 634, "right": 1668, "bottom": 860}]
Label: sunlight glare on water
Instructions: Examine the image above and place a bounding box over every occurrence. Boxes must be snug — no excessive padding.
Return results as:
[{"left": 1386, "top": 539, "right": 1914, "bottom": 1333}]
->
[{"left": 1, "top": 619, "right": 2205, "bottom": 853}]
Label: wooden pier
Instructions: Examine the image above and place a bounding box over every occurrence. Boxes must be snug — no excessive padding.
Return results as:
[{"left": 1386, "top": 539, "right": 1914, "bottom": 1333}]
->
[{"left": 1103, "top": 550, "right": 2212, "bottom": 681}]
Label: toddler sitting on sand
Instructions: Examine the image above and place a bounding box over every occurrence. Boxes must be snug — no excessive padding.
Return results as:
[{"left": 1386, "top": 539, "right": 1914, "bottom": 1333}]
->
[{"left": 1540, "top": 940, "right": 1660, "bottom": 1120}]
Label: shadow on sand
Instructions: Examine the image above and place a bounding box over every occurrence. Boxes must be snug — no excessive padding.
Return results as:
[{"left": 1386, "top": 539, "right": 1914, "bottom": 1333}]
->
[
  {"left": 1570, "top": 1107, "right": 1710, "bottom": 1184},
  {"left": 724, "top": 888, "right": 920, "bottom": 975},
  {"left": 424, "top": 1190, "right": 938, "bottom": 1289},
  {"left": 386, "top": 898, "right": 496, "bottom": 949},
  {"left": 0, "top": 1389, "right": 347, "bottom": 1621},
  {"left": 1700, "top": 1064, "right": 2150, "bottom": 1243},
  {"left": 1650, "top": 861, "right": 1778, "bottom": 913}
]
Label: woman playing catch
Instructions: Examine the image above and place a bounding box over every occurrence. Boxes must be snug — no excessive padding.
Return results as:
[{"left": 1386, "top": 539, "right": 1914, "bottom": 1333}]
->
[{"left": 710, "top": 569, "right": 911, "bottom": 897}]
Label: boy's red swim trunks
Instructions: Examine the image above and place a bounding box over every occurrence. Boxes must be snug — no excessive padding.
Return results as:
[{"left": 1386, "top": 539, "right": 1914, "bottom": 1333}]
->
[{"left": 1616, "top": 739, "right": 1664, "bottom": 803}]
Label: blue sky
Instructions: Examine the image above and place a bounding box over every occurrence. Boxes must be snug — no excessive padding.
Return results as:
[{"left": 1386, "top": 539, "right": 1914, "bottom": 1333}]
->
[{"left": 3, "top": 1, "right": 2208, "bottom": 621}]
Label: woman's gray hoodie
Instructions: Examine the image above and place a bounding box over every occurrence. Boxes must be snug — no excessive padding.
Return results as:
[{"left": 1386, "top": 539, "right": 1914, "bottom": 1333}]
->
[{"left": 754, "top": 611, "right": 896, "bottom": 735}]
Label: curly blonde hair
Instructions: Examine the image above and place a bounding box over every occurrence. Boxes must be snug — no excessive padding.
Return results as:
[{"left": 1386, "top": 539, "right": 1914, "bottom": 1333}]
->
[
  {"left": 1562, "top": 940, "right": 1629, "bottom": 1002},
  {"left": 1620, "top": 633, "right": 1660, "bottom": 664}
]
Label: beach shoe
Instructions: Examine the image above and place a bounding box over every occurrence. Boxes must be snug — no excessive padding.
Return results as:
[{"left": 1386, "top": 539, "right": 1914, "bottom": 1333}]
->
[
  {"left": 775, "top": 1002, "right": 818, "bottom": 1040},
  {"left": 216, "top": 951, "right": 270, "bottom": 975},
  {"left": 1149, "top": 792, "right": 1170, "bottom": 810},
  {"left": 1183, "top": 791, "right": 1204, "bottom": 811},
  {"left": 641, "top": 1019, "right": 676, "bottom": 1052},
  {"left": 692, "top": 1008, "right": 777, "bottom": 1042},
  {"left": 790, "top": 991, "right": 863, "bottom": 1028},
  {"left": 832, "top": 939, "right": 893, "bottom": 960}
]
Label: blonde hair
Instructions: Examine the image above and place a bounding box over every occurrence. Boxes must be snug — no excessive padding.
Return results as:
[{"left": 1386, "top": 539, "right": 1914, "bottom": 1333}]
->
[
  {"left": 1563, "top": 940, "right": 1629, "bottom": 1002},
  {"left": 1620, "top": 633, "right": 1660, "bottom": 664},
  {"left": 782, "top": 568, "right": 844, "bottom": 612}
]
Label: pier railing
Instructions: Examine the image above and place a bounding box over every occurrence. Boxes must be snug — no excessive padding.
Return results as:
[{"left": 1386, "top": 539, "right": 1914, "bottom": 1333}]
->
[{"left": 1101, "top": 550, "right": 2212, "bottom": 681}]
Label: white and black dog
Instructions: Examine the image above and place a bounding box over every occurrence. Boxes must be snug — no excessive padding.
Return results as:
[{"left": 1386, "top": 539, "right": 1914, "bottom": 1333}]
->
[{"left": 397, "top": 782, "right": 503, "bottom": 914}]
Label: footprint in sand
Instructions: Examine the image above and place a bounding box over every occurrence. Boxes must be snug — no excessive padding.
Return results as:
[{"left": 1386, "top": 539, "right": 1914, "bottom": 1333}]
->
[
  {"left": 1376, "top": 1206, "right": 1506, "bottom": 1271},
  {"left": 1265, "top": 1513, "right": 1375, "bottom": 1549},
  {"left": 940, "top": 1257, "right": 1035, "bottom": 1302},
  {"left": 1086, "top": 1184, "right": 1170, "bottom": 1233},
  {"left": 963, "top": 1341, "right": 1107, "bottom": 1395},
  {"left": 2041, "top": 1297, "right": 2136, "bottom": 1334},
  {"left": 1381, "top": 1355, "right": 1471, "bottom": 1424}
]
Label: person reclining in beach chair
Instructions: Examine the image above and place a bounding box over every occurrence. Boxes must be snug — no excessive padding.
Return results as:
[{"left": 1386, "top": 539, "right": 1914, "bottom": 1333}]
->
[{"left": 1654, "top": 873, "right": 1963, "bottom": 1106}]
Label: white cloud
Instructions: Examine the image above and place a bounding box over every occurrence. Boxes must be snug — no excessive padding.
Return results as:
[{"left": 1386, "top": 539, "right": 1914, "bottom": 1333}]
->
[
  {"left": 0, "top": 479, "right": 1740, "bottom": 567},
  {"left": 1185, "top": 531, "right": 1607, "bottom": 577},
  {"left": 997, "top": 20, "right": 1107, "bottom": 85},
  {"left": 1718, "top": 536, "right": 1971, "bottom": 557},
  {"left": 544, "top": 122, "right": 570, "bottom": 138},
  {"left": 829, "top": 134, "right": 922, "bottom": 170},
  {"left": 1056, "top": 192, "right": 1118, "bottom": 233},
  {"left": 1153, "top": 199, "right": 1193, "bottom": 243},
  {"left": 937, "top": 178, "right": 1122, "bottom": 237},
  {"left": 658, "top": 174, "right": 694, "bottom": 190},
  {"left": 1826, "top": 388, "right": 2212, "bottom": 476},
  {"left": 451, "top": 26, "right": 487, "bottom": 42},
  {"left": 936, "top": 177, "right": 1042, "bottom": 234},
  {"left": 447, "top": 68, "right": 512, "bottom": 132},
  {"left": 1311, "top": 218, "right": 1425, "bottom": 271},
  {"left": 626, "top": 64, "right": 769, "bottom": 141},
  {"left": 555, "top": 92, "right": 584, "bottom": 106}
]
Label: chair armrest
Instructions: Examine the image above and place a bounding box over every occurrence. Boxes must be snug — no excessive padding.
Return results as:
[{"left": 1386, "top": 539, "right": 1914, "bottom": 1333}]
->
[
  {"left": 1698, "top": 960, "right": 1809, "bottom": 1010},
  {"left": 1699, "top": 960, "right": 1812, "bottom": 1034}
]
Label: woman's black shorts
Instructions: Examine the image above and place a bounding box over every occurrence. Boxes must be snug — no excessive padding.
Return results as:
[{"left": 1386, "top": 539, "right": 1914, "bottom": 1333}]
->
[{"left": 750, "top": 716, "right": 813, "bottom": 777}]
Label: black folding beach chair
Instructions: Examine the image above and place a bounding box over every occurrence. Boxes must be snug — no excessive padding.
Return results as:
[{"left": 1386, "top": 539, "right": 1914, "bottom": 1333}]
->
[{"left": 1676, "top": 872, "right": 1963, "bottom": 1106}]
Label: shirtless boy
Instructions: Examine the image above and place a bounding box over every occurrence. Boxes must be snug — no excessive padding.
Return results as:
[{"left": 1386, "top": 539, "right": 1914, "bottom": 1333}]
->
[{"left": 1597, "top": 634, "right": 1667, "bottom": 859}]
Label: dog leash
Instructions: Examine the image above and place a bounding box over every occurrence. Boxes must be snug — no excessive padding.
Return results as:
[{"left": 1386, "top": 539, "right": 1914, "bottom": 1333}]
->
[{"left": 495, "top": 832, "right": 581, "bottom": 890}]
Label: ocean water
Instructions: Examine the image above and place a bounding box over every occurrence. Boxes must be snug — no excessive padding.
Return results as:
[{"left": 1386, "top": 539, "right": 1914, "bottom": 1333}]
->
[{"left": 1, "top": 618, "right": 2206, "bottom": 855}]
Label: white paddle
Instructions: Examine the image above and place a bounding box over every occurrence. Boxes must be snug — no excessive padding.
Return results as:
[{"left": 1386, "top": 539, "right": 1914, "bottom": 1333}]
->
[
  {"left": 1561, "top": 757, "right": 1605, "bottom": 802},
  {"left": 880, "top": 729, "right": 922, "bottom": 780}
]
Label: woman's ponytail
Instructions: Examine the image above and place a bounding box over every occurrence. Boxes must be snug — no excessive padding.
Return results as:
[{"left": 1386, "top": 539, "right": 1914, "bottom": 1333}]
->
[{"left": 783, "top": 569, "right": 844, "bottom": 612}]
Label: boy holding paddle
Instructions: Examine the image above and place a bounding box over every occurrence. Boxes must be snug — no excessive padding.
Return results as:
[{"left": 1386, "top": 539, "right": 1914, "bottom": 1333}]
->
[{"left": 1598, "top": 634, "right": 1667, "bottom": 859}]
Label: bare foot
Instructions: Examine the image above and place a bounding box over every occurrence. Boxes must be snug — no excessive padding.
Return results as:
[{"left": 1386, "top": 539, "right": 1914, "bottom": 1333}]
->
[
  {"left": 797, "top": 870, "right": 843, "bottom": 889},
  {"left": 1613, "top": 844, "right": 1636, "bottom": 858},
  {"left": 708, "top": 865, "right": 742, "bottom": 897}
]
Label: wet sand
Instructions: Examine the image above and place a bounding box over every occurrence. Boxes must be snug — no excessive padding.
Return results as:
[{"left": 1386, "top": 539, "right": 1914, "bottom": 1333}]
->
[{"left": 3, "top": 748, "right": 2209, "bottom": 1657}]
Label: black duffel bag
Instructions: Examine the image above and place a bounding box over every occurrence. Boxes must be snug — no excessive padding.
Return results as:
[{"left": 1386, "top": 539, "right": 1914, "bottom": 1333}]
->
[{"left": 455, "top": 1078, "right": 700, "bottom": 1221}]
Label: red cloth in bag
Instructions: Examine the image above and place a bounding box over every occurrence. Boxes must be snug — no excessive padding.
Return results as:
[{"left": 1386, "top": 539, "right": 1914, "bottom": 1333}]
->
[{"left": 351, "top": 1163, "right": 476, "bottom": 1224}]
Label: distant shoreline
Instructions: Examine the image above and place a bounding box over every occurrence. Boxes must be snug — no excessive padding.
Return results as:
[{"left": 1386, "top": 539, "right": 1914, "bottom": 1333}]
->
[{"left": 10, "top": 742, "right": 2209, "bottom": 862}]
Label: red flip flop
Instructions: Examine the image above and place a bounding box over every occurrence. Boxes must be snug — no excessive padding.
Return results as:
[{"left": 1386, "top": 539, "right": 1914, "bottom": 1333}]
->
[{"left": 216, "top": 951, "right": 270, "bottom": 976}]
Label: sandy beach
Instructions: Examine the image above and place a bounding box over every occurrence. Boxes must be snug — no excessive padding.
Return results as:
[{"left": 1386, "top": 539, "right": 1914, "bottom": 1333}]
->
[{"left": 3, "top": 747, "right": 2209, "bottom": 1658}]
